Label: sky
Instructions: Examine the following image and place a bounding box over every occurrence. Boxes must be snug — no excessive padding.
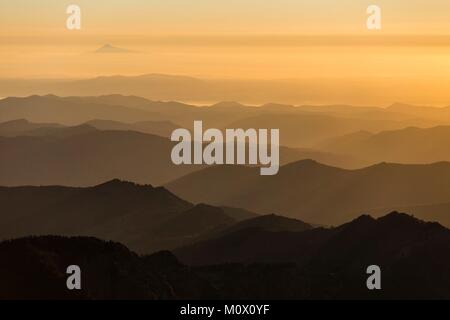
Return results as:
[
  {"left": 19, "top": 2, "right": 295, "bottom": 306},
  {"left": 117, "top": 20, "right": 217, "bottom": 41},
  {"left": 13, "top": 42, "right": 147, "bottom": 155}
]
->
[
  {"left": 2, "top": 0, "right": 450, "bottom": 35},
  {"left": 0, "top": 0, "right": 449, "bottom": 105}
]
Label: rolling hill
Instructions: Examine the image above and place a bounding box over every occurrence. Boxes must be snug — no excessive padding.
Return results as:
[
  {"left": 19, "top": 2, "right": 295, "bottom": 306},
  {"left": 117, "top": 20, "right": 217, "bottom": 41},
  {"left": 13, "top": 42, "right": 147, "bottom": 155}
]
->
[
  {"left": 0, "top": 118, "right": 180, "bottom": 139},
  {"left": 166, "top": 159, "right": 450, "bottom": 226},
  {"left": 0, "top": 95, "right": 442, "bottom": 148},
  {"left": 320, "top": 125, "right": 450, "bottom": 164},
  {"left": 225, "top": 113, "right": 435, "bottom": 148},
  {"left": 0, "top": 95, "right": 166, "bottom": 125},
  {"left": 0, "top": 179, "right": 264, "bottom": 253},
  {"left": 4, "top": 212, "right": 450, "bottom": 299},
  {"left": 387, "top": 103, "right": 450, "bottom": 122},
  {"left": 0, "top": 127, "right": 206, "bottom": 186},
  {"left": 174, "top": 212, "right": 450, "bottom": 299},
  {"left": 0, "top": 119, "right": 63, "bottom": 136},
  {"left": 175, "top": 212, "right": 450, "bottom": 265},
  {"left": 0, "top": 121, "right": 367, "bottom": 186},
  {"left": 2, "top": 74, "right": 450, "bottom": 107},
  {"left": 85, "top": 119, "right": 179, "bottom": 138},
  {"left": 0, "top": 236, "right": 216, "bottom": 299}
]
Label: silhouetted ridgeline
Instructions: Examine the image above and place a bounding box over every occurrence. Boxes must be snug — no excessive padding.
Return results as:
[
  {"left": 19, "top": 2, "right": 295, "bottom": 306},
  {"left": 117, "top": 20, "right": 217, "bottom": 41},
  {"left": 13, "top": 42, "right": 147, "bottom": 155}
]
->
[
  {"left": 0, "top": 179, "right": 264, "bottom": 253},
  {"left": 167, "top": 159, "right": 450, "bottom": 226},
  {"left": 0, "top": 94, "right": 443, "bottom": 147},
  {"left": 320, "top": 125, "right": 450, "bottom": 164},
  {"left": 0, "top": 236, "right": 216, "bottom": 300},
  {"left": 0, "top": 119, "right": 361, "bottom": 186},
  {"left": 2, "top": 212, "right": 450, "bottom": 300},
  {"left": 2, "top": 93, "right": 450, "bottom": 299},
  {"left": 0, "top": 127, "right": 202, "bottom": 186}
]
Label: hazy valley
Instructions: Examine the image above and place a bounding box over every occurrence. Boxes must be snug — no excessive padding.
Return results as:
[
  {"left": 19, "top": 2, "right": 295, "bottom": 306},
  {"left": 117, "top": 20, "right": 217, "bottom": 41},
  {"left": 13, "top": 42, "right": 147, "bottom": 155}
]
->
[{"left": 2, "top": 90, "right": 450, "bottom": 299}]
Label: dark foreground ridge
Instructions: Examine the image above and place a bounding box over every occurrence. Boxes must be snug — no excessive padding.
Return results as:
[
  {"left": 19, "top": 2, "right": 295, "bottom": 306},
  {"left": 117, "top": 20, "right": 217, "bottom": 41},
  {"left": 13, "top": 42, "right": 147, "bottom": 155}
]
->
[{"left": 2, "top": 212, "right": 450, "bottom": 299}]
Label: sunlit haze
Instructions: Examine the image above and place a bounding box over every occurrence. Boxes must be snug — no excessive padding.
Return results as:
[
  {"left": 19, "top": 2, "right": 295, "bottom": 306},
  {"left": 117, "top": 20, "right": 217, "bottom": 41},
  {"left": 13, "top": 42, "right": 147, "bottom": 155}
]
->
[{"left": 1, "top": 0, "right": 450, "bottom": 104}]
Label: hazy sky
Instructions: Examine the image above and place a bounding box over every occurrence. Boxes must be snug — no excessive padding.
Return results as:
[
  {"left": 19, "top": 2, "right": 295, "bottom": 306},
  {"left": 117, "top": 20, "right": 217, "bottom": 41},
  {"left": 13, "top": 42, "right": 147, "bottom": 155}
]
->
[
  {"left": 2, "top": 0, "right": 450, "bottom": 34},
  {"left": 0, "top": 1, "right": 449, "bottom": 105}
]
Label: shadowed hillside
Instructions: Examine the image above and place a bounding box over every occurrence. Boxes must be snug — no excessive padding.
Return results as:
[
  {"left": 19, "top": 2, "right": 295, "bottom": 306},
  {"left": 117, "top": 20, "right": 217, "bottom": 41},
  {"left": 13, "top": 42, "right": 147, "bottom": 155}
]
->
[
  {"left": 174, "top": 212, "right": 450, "bottom": 299},
  {"left": 85, "top": 119, "right": 180, "bottom": 138},
  {"left": 0, "top": 180, "right": 269, "bottom": 253},
  {"left": 0, "top": 95, "right": 442, "bottom": 149},
  {"left": 167, "top": 160, "right": 450, "bottom": 226},
  {"left": 0, "top": 128, "right": 205, "bottom": 186},
  {"left": 3, "top": 212, "right": 450, "bottom": 299},
  {"left": 0, "top": 95, "right": 162, "bottom": 125},
  {"left": 0, "top": 122, "right": 367, "bottom": 186},
  {"left": 0, "top": 236, "right": 216, "bottom": 300},
  {"left": 0, "top": 118, "right": 179, "bottom": 139},
  {"left": 175, "top": 212, "right": 448, "bottom": 264},
  {"left": 0, "top": 119, "right": 63, "bottom": 137},
  {"left": 321, "top": 126, "right": 450, "bottom": 164},
  {"left": 191, "top": 214, "right": 450, "bottom": 299},
  {"left": 226, "top": 113, "right": 436, "bottom": 148}
]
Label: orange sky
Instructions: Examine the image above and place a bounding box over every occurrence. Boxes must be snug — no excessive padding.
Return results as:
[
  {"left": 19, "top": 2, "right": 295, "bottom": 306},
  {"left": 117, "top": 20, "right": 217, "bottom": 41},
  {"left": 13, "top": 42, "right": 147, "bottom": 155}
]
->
[
  {"left": 2, "top": 0, "right": 450, "bottom": 35},
  {"left": 0, "top": 1, "right": 449, "bottom": 105}
]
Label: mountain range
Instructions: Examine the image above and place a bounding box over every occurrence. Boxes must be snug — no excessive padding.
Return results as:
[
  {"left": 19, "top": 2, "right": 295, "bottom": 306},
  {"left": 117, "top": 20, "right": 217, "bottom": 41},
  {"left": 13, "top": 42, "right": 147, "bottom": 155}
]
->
[
  {"left": 0, "top": 179, "right": 281, "bottom": 253},
  {"left": 0, "top": 94, "right": 445, "bottom": 149},
  {"left": 320, "top": 125, "right": 450, "bottom": 164},
  {"left": 1, "top": 73, "right": 450, "bottom": 106},
  {"left": 3, "top": 211, "right": 450, "bottom": 299},
  {"left": 0, "top": 119, "right": 371, "bottom": 186},
  {"left": 0, "top": 127, "right": 203, "bottom": 186},
  {"left": 175, "top": 212, "right": 450, "bottom": 299},
  {"left": 2, "top": 75, "right": 450, "bottom": 301},
  {"left": 167, "top": 159, "right": 450, "bottom": 226},
  {"left": 0, "top": 236, "right": 216, "bottom": 299},
  {"left": 225, "top": 112, "right": 437, "bottom": 147}
]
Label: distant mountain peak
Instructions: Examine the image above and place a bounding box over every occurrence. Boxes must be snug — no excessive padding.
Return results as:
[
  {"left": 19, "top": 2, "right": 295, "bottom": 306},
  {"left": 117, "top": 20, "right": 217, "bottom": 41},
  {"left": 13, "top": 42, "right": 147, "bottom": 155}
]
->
[
  {"left": 261, "top": 102, "right": 294, "bottom": 109},
  {"left": 93, "top": 179, "right": 153, "bottom": 190},
  {"left": 43, "top": 94, "right": 59, "bottom": 99},
  {"left": 346, "top": 211, "right": 441, "bottom": 231},
  {"left": 94, "top": 44, "right": 133, "bottom": 53},
  {"left": 297, "top": 158, "right": 320, "bottom": 165},
  {"left": 211, "top": 101, "right": 246, "bottom": 108},
  {"left": 351, "top": 214, "right": 376, "bottom": 224},
  {"left": 387, "top": 102, "right": 432, "bottom": 110},
  {"left": 377, "top": 211, "right": 417, "bottom": 224}
]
